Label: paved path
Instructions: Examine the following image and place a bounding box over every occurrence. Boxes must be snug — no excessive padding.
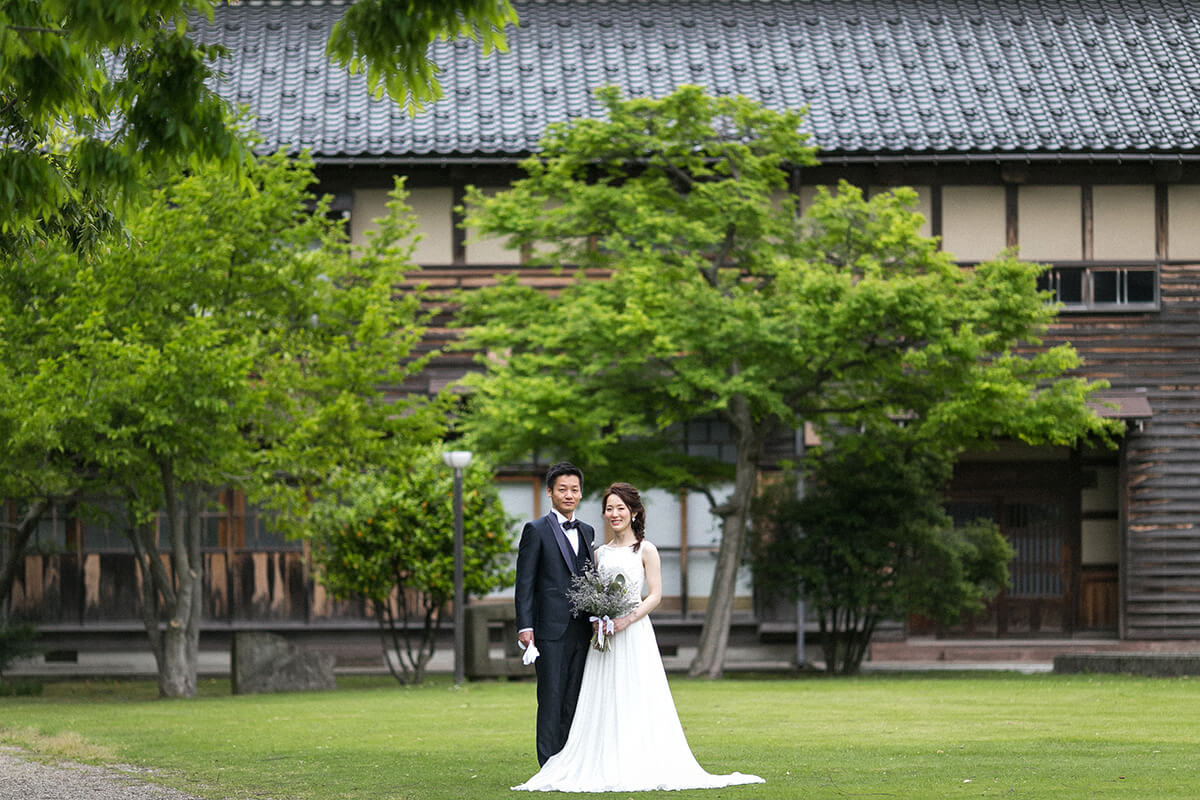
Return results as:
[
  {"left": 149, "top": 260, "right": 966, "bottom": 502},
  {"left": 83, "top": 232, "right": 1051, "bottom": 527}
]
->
[{"left": 0, "top": 747, "right": 208, "bottom": 800}]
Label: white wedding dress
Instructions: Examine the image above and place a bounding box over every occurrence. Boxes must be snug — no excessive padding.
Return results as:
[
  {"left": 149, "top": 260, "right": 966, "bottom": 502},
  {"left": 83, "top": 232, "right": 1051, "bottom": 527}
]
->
[{"left": 513, "top": 543, "right": 765, "bottom": 793}]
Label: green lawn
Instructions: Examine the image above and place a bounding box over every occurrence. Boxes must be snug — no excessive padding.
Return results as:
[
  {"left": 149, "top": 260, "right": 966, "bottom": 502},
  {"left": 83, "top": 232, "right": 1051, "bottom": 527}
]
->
[{"left": 2, "top": 672, "right": 1197, "bottom": 799}]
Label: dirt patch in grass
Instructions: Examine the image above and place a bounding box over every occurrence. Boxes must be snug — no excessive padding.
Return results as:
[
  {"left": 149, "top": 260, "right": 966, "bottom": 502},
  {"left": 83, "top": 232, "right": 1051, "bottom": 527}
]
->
[{"left": 0, "top": 727, "right": 116, "bottom": 762}]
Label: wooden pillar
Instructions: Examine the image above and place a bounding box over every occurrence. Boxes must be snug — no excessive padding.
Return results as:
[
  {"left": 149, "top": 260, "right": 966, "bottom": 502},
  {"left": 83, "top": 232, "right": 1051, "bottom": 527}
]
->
[
  {"left": 452, "top": 182, "right": 467, "bottom": 266},
  {"left": 1066, "top": 448, "right": 1083, "bottom": 633},
  {"left": 1155, "top": 183, "right": 1169, "bottom": 261},
  {"left": 1081, "top": 185, "right": 1094, "bottom": 261},
  {"left": 1005, "top": 184, "right": 1019, "bottom": 249},
  {"left": 930, "top": 184, "right": 943, "bottom": 246}
]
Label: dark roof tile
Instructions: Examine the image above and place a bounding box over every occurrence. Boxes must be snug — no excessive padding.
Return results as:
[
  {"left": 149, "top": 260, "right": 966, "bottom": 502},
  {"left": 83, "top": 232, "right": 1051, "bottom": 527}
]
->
[{"left": 195, "top": 0, "right": 1200, "bottom": 159}]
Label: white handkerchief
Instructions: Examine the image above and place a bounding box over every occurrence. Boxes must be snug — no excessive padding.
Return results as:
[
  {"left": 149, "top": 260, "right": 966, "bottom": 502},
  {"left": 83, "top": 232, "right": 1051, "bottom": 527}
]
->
[{"left": 518, "top": 641, "right": 540, "bottom": 666}]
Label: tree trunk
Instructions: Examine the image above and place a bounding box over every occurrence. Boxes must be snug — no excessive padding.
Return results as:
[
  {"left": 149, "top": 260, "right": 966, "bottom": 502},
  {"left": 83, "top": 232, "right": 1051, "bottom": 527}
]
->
[
  {"left": 688, "top": 397, "right": 763, "bottom": 679},
  {"left": 129, "top": 509, "right": 168, "bottom": 678},
  {"left": 154, "top": 462, "right": 205, "bottom": 698},
  {"left": 375, "top": 599, "right": 412, "bottom": 685},
  {"left": 0, "top": 497, "right": 52, "bottom": 618}
]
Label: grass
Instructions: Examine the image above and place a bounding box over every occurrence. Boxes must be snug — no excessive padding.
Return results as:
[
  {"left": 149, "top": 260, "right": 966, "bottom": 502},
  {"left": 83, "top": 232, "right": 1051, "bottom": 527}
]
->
[{"left": 1, "top": 671, "right": 1198, "bottom": 799}]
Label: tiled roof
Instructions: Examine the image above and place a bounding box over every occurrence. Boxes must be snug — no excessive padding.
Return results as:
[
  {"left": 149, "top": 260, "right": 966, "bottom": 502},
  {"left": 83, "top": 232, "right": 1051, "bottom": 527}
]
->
[{"left": 195, "top": 0, "right": 1200, "bottom": 161}]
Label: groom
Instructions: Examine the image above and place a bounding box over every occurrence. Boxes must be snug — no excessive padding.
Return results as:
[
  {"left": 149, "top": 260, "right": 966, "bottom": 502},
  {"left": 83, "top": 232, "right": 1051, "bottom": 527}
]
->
[{"left": 515, "top": 461, "right": 596, "bottom": 766}]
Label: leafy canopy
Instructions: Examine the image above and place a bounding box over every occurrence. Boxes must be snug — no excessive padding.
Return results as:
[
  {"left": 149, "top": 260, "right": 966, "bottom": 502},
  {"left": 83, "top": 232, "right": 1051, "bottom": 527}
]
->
[
  {"left": 0, "top": 150, "right": 445, "bottom": 533},
  {"left": 327, "top": 0, "right": 517, "bottom": 109},
  {"left": 457, "top": 86, "right": 1119, "bottom": 490},
  {"left": 307, "top": 447, "right": 516, "bottom": 684},
  {"left": 0, "top": 149, "right": 448, "bottom": 694},
  {"left": 456, "top": 85, "right": 1120, "bottom": 677},
  {"left": 0, "top": 0, "right": 246, "bottom": 253},
  {"left": 457, "top": 85, "right": 818, "bottom": 490},
  {"left": 0, "top": 0, "right": 517, "bottom": 253},
  {"left": 310, "top": 449, "right": 515, "bottom": 608}
]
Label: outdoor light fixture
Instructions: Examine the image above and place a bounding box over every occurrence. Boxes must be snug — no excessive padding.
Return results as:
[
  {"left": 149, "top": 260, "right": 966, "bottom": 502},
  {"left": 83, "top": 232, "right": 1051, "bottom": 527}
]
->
[{"left": 442, "top": 450, "right": 473, "bottom": 470}]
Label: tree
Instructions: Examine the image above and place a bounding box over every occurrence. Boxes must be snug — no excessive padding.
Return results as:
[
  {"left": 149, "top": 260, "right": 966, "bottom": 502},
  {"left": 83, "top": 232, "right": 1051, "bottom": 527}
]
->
[
  {"left": 749, "top": 430, "right": 1014, "bottom": 675},
  {"left": 307, "top": 448, "right": 515, "bottom": 684},
  {"left": 456, "top": 86, "right": 1121, "bottom": 678},
  {"left": 0, "top": 0, "right": 516, "bottom": 254},
  {"left": 1, "top": 0, "right": 516, "bottom": 690},
  {"left": 0, "top": 154, "right": 443, "bottom": 696}
]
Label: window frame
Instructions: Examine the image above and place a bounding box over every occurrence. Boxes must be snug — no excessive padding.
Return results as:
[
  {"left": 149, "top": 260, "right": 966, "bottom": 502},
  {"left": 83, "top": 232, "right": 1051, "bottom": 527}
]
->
[{"left": 1037, "top": 261, "right": 1160, "bottom": 313}]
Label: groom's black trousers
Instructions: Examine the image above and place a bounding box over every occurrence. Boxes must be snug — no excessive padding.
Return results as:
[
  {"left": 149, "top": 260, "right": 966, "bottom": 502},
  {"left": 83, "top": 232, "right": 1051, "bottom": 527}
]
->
[{"left": 534, "top": 617, "right": 592, "bottom": 766}]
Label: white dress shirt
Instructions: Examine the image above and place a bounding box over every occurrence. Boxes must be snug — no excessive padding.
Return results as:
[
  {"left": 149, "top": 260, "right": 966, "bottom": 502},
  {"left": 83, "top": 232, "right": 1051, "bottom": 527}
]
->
[{"left": 554, "top": 510, "right": 580, "bottom": 554}]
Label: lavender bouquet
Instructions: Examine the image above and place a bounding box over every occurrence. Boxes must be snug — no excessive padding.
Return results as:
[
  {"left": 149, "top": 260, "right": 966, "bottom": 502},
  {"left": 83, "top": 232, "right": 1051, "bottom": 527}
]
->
[{"left": 566, "top": 561, "right": 639, "bottom": 651}]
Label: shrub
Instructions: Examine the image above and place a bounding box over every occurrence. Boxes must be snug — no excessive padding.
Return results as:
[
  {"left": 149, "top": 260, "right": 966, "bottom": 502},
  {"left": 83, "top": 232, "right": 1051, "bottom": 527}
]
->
[
  {"left": 0, "top": 622, "right": 39, "bottom": 680},
  {"left": 0, "top": 678, "right": 44, "bottom": 696}
]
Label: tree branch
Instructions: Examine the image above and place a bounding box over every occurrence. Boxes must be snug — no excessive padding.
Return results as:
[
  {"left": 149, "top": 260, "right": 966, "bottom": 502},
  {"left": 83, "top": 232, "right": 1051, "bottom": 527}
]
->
[{"left": 0, "top": 497, "right": 53, "bottom": 609}]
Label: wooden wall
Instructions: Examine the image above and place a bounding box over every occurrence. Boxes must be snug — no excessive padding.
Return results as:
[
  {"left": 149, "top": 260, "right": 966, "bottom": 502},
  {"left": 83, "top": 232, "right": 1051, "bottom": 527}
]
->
[
  {"left": 4, "top": 550, "right": 427, "bottom": 626},
  {"left": 1044, "top": 261, "right": 1200, "bottom": 638}
]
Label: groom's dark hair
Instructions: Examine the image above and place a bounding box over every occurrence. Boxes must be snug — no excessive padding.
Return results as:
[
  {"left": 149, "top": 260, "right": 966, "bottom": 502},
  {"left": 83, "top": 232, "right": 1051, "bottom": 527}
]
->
[{"left": 544, "top": 461, "right": 583, "bottom": 489}]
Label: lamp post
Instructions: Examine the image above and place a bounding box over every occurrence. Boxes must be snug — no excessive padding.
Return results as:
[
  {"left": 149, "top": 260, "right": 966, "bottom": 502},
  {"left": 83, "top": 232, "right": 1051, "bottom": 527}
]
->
[{"left": 442, "top": 450, "right": 473, "bottom": 685}]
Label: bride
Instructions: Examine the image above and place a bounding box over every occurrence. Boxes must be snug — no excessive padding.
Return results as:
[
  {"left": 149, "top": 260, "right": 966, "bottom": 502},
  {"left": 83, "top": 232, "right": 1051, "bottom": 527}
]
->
[{"left": 513, "top": 482, "right": 764, "bottom": 792}]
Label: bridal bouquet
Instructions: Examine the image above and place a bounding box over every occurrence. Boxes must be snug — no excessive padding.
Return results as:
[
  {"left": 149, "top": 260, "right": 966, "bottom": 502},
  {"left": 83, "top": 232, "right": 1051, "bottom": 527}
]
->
[{"left": 567, "top": 561, "right": 639, "bottom": 652}]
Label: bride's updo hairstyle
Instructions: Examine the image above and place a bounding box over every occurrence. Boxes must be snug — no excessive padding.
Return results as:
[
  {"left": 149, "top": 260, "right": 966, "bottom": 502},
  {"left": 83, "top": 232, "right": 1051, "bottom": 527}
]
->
[{"left": 603, "top": 482, "right": 646, "bottom": 552}]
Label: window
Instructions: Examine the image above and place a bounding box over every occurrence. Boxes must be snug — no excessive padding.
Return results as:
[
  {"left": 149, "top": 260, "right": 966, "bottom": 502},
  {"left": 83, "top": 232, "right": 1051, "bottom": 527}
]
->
[{"left": 1038, "top": 265, "right": 1158, "bottom": 311}]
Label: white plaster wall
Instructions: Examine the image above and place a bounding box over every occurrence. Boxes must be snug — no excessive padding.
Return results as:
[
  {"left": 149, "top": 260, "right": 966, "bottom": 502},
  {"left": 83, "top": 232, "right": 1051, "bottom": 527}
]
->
[
  {"left": 1093, "top": 185, "right": 1155, "bottom": 260},
  {"left": 1168, "top": 185, "right": 1200, "bottom": 260},
  {"left": 465, "top": 187, "right": 523, "bottom": 265},
  {"left": 352, "top": 186, "right": 454, "bottom": 265},
  {"left": 941, "top": 186, "right": 1006, "bottom": 261},
  {"left": 1018, "top": 185, "right": 1081, "bottom": 261}
]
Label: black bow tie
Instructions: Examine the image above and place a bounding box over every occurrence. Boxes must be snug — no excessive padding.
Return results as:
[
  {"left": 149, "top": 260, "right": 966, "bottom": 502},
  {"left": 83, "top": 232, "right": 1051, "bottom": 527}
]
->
[{"left": 562, "top": 519, "right": 579, "bottom": 531}]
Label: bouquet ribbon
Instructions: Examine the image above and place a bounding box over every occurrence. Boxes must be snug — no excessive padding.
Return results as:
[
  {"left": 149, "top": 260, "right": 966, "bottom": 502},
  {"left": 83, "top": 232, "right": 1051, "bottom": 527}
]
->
[{"left": 589, "top": 615, "right": 615, "bottom": 650}]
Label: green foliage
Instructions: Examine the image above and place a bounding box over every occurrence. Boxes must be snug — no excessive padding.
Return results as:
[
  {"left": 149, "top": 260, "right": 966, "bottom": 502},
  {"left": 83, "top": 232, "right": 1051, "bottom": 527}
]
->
[
  {"left": 749, "top": 431, "right": 1015, "bottom": 675},
  {"left": 0, "top": 622, "right": 38, "bottom": 680},
  {"left": 1, "top": 152, "right": 441, "bottom": 519},
  {"left": 327, "top": 0, "right": 517, "bottom": 110},
  {"left": 311, "top": 449, "right": 515, "bottom": 605},
  {"left": 458, "top": 87, "right": 1120, "bottom": 483},
  {"left": 307, "top": 448, "right": 515, "bottom": 684},
  {"left": 0, "top": 154, "right": 443, "bottom": 694},
  {"left": 0, "top": 0, "right": 247, "bottom": 253},
  {"left": 457, "top": 85, "right": 1119, "bottom": 676},
  {"left": 457, "top": 85, "right": 817, "bottom": 492},
  {"left": 238, "top": 172, "right": 451, "bottom": 524},
  {"left": 1, "top": 0, "right": 516, "bottom": 253},
  {"left": 0, "top": 678, "right": 42, "bottom": 696}
]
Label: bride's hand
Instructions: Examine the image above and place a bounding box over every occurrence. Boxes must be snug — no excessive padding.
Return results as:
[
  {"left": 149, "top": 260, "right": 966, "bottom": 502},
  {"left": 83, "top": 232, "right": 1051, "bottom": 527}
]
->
[{"left": 613, "top": 614, "right": 634, "bottom": 633}]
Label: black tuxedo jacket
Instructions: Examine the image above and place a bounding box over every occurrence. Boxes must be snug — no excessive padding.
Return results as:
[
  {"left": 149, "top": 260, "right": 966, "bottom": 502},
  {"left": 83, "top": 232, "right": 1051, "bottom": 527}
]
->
[{"left": 515, "top": 513, "right": 596, "bottom": 641}]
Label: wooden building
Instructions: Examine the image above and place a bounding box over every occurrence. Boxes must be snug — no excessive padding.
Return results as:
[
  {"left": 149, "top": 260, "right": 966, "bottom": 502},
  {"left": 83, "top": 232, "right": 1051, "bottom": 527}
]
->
[{"left": 6, "top": 1, "right": 1200, "bottom": 651}]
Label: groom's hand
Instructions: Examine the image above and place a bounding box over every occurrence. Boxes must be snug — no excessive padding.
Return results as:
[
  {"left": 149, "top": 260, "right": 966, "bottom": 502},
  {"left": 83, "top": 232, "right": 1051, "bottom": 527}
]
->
[{"left": 518, "top": 630, "right": 535, "bottom": 649}]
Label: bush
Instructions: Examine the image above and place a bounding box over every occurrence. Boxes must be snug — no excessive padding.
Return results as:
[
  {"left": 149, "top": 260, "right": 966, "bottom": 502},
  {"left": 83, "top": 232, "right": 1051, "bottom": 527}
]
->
[
  {"left": 749, "top": 434, "right": 1013, "bottom": 675},
  {"left": 0, "top": 678, "right": 44, "bottom": 696},
  {"left": 0, "top": 622, "right": 40, "bottom": 679}
]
